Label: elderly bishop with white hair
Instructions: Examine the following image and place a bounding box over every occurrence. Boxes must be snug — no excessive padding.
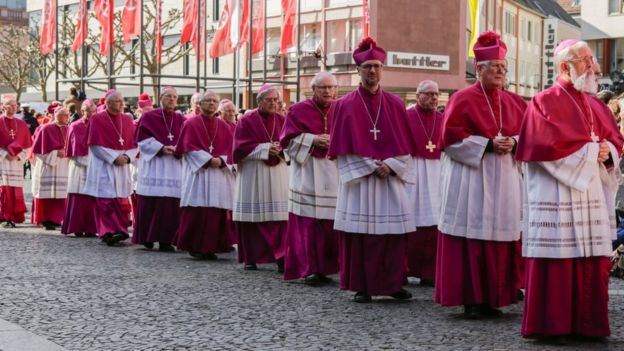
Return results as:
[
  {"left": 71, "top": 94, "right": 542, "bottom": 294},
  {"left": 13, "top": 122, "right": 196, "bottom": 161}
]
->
[
  {"left": 280, "top": 72, "right": 340, "bottom": 285},
  {"left": 435, "top": 32, "right": 526, "bottom": 318},
  {"left": 517, "top": 39, "right": 623, "bottom": 339},
  {"left": 405, "top": 80, "right": 444, "bottom": 286},
  {"left": 233, "top": 84, "right": 289, "bottom": 272},
  {"left": 84, "top": 91, "right": 138, "bottom": 246},
  {"left": 329, "top": 37, "right": 416, "bottom": 303}
]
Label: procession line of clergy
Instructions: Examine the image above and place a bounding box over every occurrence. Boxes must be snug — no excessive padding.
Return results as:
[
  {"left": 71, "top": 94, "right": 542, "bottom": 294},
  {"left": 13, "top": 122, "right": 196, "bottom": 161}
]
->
[{"left": 0, "top": 31, "right": 620, "bottom": 342}]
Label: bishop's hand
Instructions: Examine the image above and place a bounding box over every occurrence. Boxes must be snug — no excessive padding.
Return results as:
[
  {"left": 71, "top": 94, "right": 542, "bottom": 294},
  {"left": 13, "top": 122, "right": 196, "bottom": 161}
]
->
[
  {"left": 113, "top": 154, "right": 130, "bottom": 166},
  {"left": 374, "top": 161, "right": 391, "bottom": 178},
  {"left": 493, "top": 136, "right": 515, "bottom": 155},
  {"left": 209, "top": 157, "right": 223, "bottom": 168},
  {"left": 313, "top": 134, "right": 330, "bottom": 149},
  {"left": 269, "top": 142, "right": 282, "bottom": 156},
  {"left": 161, "top": 145, "right": 176, "bottom": 156},
  {"left": 598, "top": 141, "right": 610, "bottom": 163}
]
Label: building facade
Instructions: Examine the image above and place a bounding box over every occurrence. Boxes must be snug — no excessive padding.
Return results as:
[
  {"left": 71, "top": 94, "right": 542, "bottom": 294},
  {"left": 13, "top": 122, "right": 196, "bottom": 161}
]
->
[{"left": 0, "top": 0, "right": 28, "bottom": 96}]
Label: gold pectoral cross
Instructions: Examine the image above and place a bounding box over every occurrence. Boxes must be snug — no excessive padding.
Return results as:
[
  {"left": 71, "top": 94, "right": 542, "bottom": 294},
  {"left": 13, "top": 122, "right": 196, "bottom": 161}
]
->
[{"left": 425, "top": 140, "right": 436, "bottom": 152}]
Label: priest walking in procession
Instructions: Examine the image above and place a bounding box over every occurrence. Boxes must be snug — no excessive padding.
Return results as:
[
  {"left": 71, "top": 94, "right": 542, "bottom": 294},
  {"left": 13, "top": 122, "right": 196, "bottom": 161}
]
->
[
  {"left": 61, "top": 99, "right": 97, "bottom": 237},
  {"left": 233, "top": 84, "right": 289, "bottom": 272},
  {"left": 31, "top": 106, "right": 70, "bottom": 230},
  {"left": 84, "top": 91, "right": 138, "bottom": 246},
  {"left": 132, "top": 87, "right": 185, "bottom": 252},
  {"left": 0, "top": 99, "right": 32, "bottom": 228},
  {"left": 174, "top": 91, "right": 236, "bottom": 260},
  {"left": 405, "top": 80, "right": 444, "bottom": 286},
  {"left": 328, "top": 37, "right": 416, "bottom": 303},
  {"left": 280, "top": 72, "right": 340, "bottom": 285},
  {"left": 517, "top": 39, "right": 623, "bottom": 339},
  {"left": 434, "top": 32, "right": 526, "bottom": 318}
]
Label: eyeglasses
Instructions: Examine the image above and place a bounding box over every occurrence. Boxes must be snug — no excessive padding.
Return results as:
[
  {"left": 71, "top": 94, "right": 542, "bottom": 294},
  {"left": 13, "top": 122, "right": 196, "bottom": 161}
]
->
[
  {"left": 568, "top": 56, "right": 597, "bottom": 65},
  {"left": 420, "top": 92, "right": 439, "bottom": 98},
  {"left": 360, "top": 63, "right": 383, "bottom": 71},
  {"left": 201, "top": 99, "right": 219, "bottom": 104},
  {"left": 486, "top": 63, "right": 508, "bottom": 73},
  {"left": 314, "top": 85, "right": 336, "bottom": 90},
  {"left": 262, "top": 97, "right": 280, "bottom": 103}
]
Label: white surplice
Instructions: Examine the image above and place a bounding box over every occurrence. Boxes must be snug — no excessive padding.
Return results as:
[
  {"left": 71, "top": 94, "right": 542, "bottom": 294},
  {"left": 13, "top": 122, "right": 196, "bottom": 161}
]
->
[
  {"left": 136, "top": 137, "right": 182, "bottom": 198},
  {"left": 522, "top": 142, "right": 619, "bottom": 259},
  {"left": 67, "top": 155, "right": 89, "bottom": 194},
  {"left": 32, "top": 150, "right": 69, "bottom": 199},
  {"left": 407, "top": 157, "right": 442, "bottom": 227},
  {"left": 83, "top": 146, "right": 139, "bottom": 198},
  {"left": 180, "top": 150, "right": 235, "bottom": 210},
  {"left": 0, "top": 148, "right": 28, "bottom": 187},
  {"left": 334, "top": 154, "right": 416, "bottom": 235},
  {"left": 438, "top": 135, "right": 523, "bottom": 241},
  {"left": 233, "top": 143, "right": 289, "bottom": 222},
  {"left": 286, "top": 133, "right": 338, "bottom": 220}
]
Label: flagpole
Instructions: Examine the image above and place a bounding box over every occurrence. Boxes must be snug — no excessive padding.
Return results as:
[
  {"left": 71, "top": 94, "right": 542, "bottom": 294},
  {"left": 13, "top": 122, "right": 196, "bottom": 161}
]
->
[
  {"left": 195, "top": 0, "right": 201, "bottom": 91},
  {"left": 80, "top": 0, "right": 86, "bottom": 95},
  {"left": 203, "top": 0, "right": 208, "bottom": 90},
  {"left": 233, "top": 49, "right": 237, "bottom": 107},
  {"left": 140, "top": 0, "right": 145, "bottom": 94},
  {"left": 247, "top": 0, "right": 253, "bottom": 109},
  {"left": 295, "top": 0, "right": 301, "bottom": 102},
  {"left": 107, "top": 0, "right": 114, "bottom": 90},
  {"left": 263, "top": 0, "right": 267, "bottom": 82},
  {"left": 54, "top": 1, "right": 59, "bottom": 101}
]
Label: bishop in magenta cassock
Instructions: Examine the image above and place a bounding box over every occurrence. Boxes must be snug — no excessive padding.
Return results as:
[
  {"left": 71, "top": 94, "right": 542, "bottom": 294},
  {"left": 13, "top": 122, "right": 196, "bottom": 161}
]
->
[
  {"left": 233, "top": 84, "right": 289, "bottom": 272},
  {"left": 328, "top": 37, "right": 416, "bottom": 303},
  {"left": 133, "top": 87, "right": 185, "bottom": 252},
  {"left": 31, "top": 106, "right": 70, "bottom": 230},
  {"left": 435, "top": 32, "right": 526, "bottom": 318},
  {"left": 0, "top": 99, "right": 32, "bottom": 227},
  {"left": 84, "top": 91, "right": 138, "bottom": 246},
  {"left": 405, "top": 80, "right": 444, "bottom": 286},
  {"left": 61, "top": 99, "right": 97, "bottom": 237},
  {"left": 174, "top": 91, "right": 236, "bottom": 259},
  {"left": 280, "top": 72, "right": 340, "bottom": 285},
  {"left": 517, "top": 40, "right": 623, "bottom": 339}
]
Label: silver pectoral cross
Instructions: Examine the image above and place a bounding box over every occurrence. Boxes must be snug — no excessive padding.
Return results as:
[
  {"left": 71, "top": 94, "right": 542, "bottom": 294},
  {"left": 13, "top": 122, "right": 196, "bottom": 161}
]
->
[
  {"left": 370, "top": 127, "right": 381, "bottom": 140},
  {"left": 208, "top": 145, "right": 214, "bottom": 153},
  {"left": 426, "top": 140, "right": 436, "bottom": 152},
  {"left": 167, "top": 133, "right": 174, "bottom": 141},
  {"left": 8, "top": 129, "right": 15, "bottom": 139},
  {"left": 591, "top": 131, "right": 599, "bottom": 142},
  {"left": 118, "top": 137, "right": 125, "bottom": 145}
]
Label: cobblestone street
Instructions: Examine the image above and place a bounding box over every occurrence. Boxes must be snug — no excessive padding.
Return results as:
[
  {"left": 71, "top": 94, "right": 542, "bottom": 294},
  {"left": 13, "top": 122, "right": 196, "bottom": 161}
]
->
[{"left": 0, "top": 222, "right": 623, "bottom": 350}]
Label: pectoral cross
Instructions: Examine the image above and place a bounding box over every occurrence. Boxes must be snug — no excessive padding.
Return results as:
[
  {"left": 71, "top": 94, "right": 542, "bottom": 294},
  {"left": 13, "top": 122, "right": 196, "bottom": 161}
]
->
[
  {"left": 8, "top": 129, "right": 15, "bottom": 139},
  {"left": 167, "top": 133, "right": 174, "bottom": 141},
  {"left": 118, "top": 137, "right": 125, "bottom": 145},
  {"left": 497, "top": 132, "right": 503, "bottom": 137},
  {"left": 591, "top": 131, "right": 599, "bottom": 142},
  {"left": 370, "top": 127, "right": 380, "bottom": 140},
  {"left": 208, "top": 145, "right": 214, "bottom": 153},
  {"left": 425, "top": 140, "right": 436, "bottom": 153}
]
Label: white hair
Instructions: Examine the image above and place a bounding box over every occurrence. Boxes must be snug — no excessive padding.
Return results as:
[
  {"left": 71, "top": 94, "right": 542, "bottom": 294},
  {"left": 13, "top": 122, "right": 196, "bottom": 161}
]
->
[
  {"left": 201, "top": 90, "right": 219, "bottom": 101},
  {"left": 218, "top": 99, "right": 235, "bottom": 111},
  {"left": 554, "top": 41, "right": 590, "bottom": 74},
  {"left": 256, "top": 86, "right": 280, "bottom": 103},
  {"left": 416, "top": 80, "right": 439, "bottom": 93},
  {"left": 105, "top": 92, "right": 123, "bottom": 103},
  {"left": 310, "top": 71, "right": 338, "bottom": 88},
  {"left": 160, "top": 86, "right": 177, "bottom": 97},
  {"left": 190, "top": 92, "right": 202, "bottom": 105}
]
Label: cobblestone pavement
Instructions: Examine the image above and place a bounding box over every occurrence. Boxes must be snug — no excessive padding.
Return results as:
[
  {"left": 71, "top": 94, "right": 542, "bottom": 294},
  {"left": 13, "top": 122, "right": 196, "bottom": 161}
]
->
[
  {"left": 0, "top": 181, "right": 622, "bottom": 350},
  {"left": 0, "top": 227, "right": 623, "bottom": 351}
]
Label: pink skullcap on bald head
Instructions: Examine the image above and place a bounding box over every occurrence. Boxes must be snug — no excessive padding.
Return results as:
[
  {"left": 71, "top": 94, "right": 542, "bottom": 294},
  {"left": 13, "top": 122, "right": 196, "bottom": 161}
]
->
[
  {"left": 257, "top": 84, "right": 279, "bottom": 100},
  {"left": 82, "top": 99, "right": 94, "bottom": 106},
  {"left": 554, "top": 39, "right": 579, "bottom": 56},
  {"left": 105, "top": 89, "right": 117, "bottom": 98}
]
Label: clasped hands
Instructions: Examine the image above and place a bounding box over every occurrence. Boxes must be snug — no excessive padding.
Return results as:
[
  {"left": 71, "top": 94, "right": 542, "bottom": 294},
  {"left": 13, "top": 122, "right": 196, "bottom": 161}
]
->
[
  {"left": 374, "top": 160, "right": 392, "bottom": 178},
  {"left": 269, "top": 142, "right": 283, "bottom": 157},
  {"left": 492, "top": 136, "right": 515, "bottom": 155},
  {"left": 597, "top": 141, "right": 610, "bottom": 163},
  {"left": 312, "top": 134, "right": 330, "bottom": 149}
]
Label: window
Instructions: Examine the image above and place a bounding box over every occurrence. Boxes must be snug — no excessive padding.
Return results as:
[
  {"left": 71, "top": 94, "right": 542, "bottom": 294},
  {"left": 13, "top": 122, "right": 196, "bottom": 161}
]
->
[
  {"left": 527, "top": 20, "right": 532, "bottom": 42},
  {"left": 609, "top": 0, "right": 622, "bottom": 14},
  {"left": 504, "top": 11, "right": 516, "bottom": 35},
  {"left": 327, "top": 20, "right": 347, "bottom": 53},
  {"left": 348, "top": 19, "right": 363, "bottom": 51}
]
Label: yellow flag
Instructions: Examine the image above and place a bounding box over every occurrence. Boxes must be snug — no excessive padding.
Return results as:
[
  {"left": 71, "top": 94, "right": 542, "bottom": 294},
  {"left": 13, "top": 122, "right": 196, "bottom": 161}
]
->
[{"left": 468, "top": 0, "right": 482, "bottom": 58}]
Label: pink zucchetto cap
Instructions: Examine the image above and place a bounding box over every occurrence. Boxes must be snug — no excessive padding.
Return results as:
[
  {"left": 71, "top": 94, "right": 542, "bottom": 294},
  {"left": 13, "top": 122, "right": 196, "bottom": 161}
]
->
[
  {"left": 353, "top": 37, "right": 386, "bottom": 65},
  {"left": 137, "top": 93, "right": 153, "bottom": 108},
  {"left": 473, "top": 31, "right": 507, "bottom": 62},
  {"left": 54, "top": 106, "right": 68, "bottom": 116},
  {"left": 554, "top": 39, "right": 579, "bottom": 56},
  {"left": 82, "top": 99, "right": 94, "bottom": 106},
  {"left": 257, "top": 84, "right": 278, "bottom": 100},
  {"left": 104, "top": 89, "right": 117, "bottom": 98},
  {"left": 47, "top": 101, "right": 61, "bottom": 115}
]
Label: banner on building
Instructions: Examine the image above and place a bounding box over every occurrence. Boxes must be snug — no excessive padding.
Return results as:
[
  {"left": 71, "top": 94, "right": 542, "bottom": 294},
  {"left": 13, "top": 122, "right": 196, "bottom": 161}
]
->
[
  {"left": 122, "top": 0, "right": 141, "bottom": 44},
  {"left": 40, "top": 0, "right": 56, "bottom": 55},
  {"left": 240, "top": 0, "right": 265, "bottom": 55},
  {"left": 280, "top": 0, "right": 296, "bottom": 55},
  {"left": 71, "top": 0, "right": 87, "bottom": 52},
  {"left": 362, "top": 0, "right": 369, "bottom": 37},
  {"left": 94, "top": 0, "right": 114, "bottom": 55}
]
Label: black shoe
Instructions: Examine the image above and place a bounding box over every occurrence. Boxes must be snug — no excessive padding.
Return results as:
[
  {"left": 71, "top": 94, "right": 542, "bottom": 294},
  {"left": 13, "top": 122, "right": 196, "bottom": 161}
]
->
[
  {"left": 420, "top": 279, "right": 435, "bottom": 287},
  {"left": 74, "top": 232, "right": 85, "bottom": 237},
  {"left": 303, "top": 274, "right": 322, "bottom": 286},
  {"left": 189, "top": 251, "right": 203, "bottom": 259},
  {"left": 106, "top": 233, "right": 127, "bottom": 246},
  {"left": 143, "top": 242, "right": 154, "bottom": 249},
  {"left": 463, "top": 305, "right": 480, "bottom": 319},
  {"left": 43, "top": 221, "right": 57, "bottom": 230},
  {"left": 517, "top": 289, "right": 525, "bottom": 301},
  {"left": 353, "top": 292, "right": 372, "bottom": 303},
  {"left": 276, "top": 259, "right": 285, "bottom": 273},
  {"left": 102, "top": 234, "right": 115, "bottom": 246},
  {"left": 84, "top": 232, "right": 97, "bottom": 238},
  {"left": 202, "top": 253, "right": 218, "bottom": 260},
  {"left": 159, "top": 243, "right": 175, "bottom": 252},
  {"left": 478, "top": 304, "right": 503, "bottom": 317},
  {"left": 2, "top": 221, "right": 15, "bottom": 228},
  {"left": 244, "top": 263, "right": 258, "bottom": 271},
  {"left": 317, "top": 274, "right": 332, "bottom": 283},
  {"left": 390, "top": 288, "right": 413, "bottom": 300}
]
